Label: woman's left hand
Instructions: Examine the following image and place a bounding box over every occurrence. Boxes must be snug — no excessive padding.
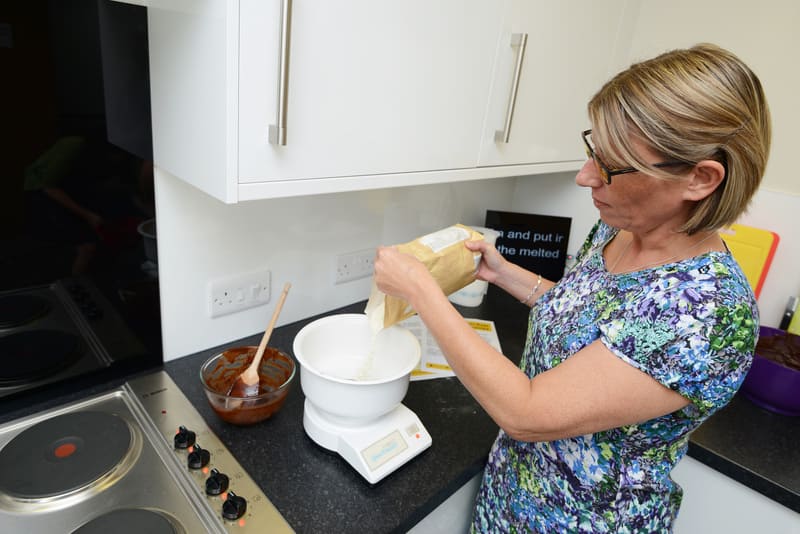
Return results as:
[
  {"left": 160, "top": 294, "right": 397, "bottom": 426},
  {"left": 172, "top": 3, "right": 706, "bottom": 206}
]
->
[{"left": 373, "top": 246, "right": 437, "bottom": 305}]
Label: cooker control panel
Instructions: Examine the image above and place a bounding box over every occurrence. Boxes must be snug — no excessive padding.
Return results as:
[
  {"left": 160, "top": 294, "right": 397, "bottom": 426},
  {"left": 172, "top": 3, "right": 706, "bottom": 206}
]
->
[{"left": 127, "top": 372, "right": 293, "bottom": 533}]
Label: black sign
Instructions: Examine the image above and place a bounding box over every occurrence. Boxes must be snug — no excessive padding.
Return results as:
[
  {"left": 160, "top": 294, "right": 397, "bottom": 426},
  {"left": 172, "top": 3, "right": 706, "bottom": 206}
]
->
[{"left": 485, "top": 210, "right": 572, "bottom": 282}]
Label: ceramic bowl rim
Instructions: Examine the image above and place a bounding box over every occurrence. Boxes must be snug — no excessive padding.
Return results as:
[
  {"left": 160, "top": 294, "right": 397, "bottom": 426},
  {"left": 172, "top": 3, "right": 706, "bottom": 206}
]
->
[
  {"left": 292, "top": 313, "right": 420, "bottom": 385},
  {"left": 199, "top": 346, "right": 296, "bottom": 401}
]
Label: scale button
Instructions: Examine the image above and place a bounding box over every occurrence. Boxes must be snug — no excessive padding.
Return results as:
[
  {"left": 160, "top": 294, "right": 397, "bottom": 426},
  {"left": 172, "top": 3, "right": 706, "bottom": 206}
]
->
[{"left": 405, "top": 423, "right": 420, "bottom": 436}]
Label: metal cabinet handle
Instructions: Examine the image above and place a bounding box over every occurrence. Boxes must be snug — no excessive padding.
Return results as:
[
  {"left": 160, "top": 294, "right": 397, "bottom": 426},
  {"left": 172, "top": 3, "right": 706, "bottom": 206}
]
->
[
  {"left": 268, "top": 0, "right": 293, "bottom": 146},
  {"left": 494, "top": 33, "right": 528, "bottom": 144}
]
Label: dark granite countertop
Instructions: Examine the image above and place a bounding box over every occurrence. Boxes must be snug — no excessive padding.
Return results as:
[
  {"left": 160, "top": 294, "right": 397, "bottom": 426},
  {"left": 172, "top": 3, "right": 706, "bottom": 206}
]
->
[
  {"left": 2, "top": 287, "right": 799, "bottom": 531},
  {"left": 162, "top": 290, "right": 529, "bottom": 534},
  {"left": 687, "top": 394, "right": 800, "bottom": 511}
]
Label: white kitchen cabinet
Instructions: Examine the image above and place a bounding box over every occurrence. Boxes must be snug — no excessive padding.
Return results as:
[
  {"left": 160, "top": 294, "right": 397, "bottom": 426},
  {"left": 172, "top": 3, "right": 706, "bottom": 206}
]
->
[
  {"left": 238, "top": 1, "right": 503, "bottom": 187},
  {"left": 478, "top": 0, "right": 639, "bottom": 167},
  {"left": 145, "top": 0, "right": 509, "bottom": 203},
  {"left": 139, "top": 0, "right": 637, "bottom": 203},
  {"left": 672, "top": 456, "right": 800, "bottom": 533}
]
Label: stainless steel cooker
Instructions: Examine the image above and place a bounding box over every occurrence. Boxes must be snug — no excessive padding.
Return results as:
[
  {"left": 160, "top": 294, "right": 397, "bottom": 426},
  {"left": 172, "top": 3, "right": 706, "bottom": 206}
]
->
[{"left": 0, "top": 371, "right": 292, "bottom": 533}]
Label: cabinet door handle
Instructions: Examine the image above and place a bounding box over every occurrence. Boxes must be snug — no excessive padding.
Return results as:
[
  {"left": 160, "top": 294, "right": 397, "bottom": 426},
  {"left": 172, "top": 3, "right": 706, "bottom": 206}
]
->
[
  {"left": 268, "top": 0, "right": 293, "bottom": 146},
  {"left": 494, "top": 33, "right": 528, "bottom": 144}
]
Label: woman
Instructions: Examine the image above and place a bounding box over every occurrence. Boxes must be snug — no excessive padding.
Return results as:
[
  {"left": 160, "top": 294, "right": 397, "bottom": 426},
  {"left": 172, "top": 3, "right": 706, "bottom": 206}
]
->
[{"left": 373, "top": 43, "right": 771, "bottom": 532}]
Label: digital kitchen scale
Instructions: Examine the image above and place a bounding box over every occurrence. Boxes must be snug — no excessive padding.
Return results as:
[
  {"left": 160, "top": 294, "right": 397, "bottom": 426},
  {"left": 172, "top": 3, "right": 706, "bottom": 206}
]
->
[{"left": 303, "top": 399, "right": 432, "bottom": 484}]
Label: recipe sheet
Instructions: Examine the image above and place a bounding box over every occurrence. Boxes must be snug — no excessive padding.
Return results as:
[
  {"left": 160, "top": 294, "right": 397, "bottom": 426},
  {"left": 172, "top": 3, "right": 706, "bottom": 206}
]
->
[{"left": 399, "top": 315, "right": 503, "bottom": 381}]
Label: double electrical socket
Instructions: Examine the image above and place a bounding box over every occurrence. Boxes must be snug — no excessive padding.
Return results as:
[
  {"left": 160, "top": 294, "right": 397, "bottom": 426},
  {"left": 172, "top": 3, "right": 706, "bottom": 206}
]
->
[
  {"left": 335, "top": 248, "right": 375, "bottom": 284},
  {"left": 208, "top": 269, "right": 271, "bottom": 318}
]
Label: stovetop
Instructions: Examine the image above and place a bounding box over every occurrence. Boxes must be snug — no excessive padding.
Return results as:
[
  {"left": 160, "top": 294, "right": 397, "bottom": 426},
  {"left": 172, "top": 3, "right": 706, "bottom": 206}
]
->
[
  {"left": 0, "top": 277, "right": 151, "bottom": 400},
  {"left": 0, "top": 371, "right": 293, "bottom": 533}
]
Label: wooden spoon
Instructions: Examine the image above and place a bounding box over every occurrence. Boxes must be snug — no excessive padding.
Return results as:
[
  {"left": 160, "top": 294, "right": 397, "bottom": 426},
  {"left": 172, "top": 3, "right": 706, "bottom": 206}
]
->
[{"left": 227, "top": 282, "right": 291, "bottom": 398}]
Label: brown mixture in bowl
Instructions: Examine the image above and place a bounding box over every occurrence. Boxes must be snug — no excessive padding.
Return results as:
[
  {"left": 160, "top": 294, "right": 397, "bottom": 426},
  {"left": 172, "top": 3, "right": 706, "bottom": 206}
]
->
[{"left": 757, "top": 331, "right": 800, "bottom": 371}]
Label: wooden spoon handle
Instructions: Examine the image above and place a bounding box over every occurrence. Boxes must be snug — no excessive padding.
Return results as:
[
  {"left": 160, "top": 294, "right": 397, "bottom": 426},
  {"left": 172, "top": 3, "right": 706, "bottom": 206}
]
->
[{"left": 249, "top": 282, "right": 291, "bottom": 372}]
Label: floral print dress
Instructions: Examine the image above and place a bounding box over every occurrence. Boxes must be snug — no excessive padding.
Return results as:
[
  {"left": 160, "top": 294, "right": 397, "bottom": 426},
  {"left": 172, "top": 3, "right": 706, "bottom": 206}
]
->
[{"left": 472, "top": 221, "right": 757, "bottom": 533}]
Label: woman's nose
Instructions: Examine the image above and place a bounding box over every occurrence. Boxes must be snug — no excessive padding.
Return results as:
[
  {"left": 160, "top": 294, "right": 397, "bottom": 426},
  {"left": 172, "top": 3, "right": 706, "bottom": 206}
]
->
[{"left": 575, "top": 159, "right": 602, "bottom": 187}]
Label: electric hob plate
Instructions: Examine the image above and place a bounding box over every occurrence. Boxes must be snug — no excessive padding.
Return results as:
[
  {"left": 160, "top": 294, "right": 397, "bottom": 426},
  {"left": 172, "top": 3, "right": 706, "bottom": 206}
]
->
[{"left": 0, "top": 411, "right": 137, "bottom": 501}]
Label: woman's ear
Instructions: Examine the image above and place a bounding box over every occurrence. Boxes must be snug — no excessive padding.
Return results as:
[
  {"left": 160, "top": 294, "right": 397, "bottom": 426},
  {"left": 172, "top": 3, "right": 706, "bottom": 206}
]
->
[{"left": 683, "top": 160, "right": 726, "bottom": 201}]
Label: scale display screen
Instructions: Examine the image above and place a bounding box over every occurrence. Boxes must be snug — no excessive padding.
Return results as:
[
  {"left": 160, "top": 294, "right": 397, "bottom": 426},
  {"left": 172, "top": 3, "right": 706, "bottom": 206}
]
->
[{"left": 362, "top": 430, "right": 409, "bottom": 471}]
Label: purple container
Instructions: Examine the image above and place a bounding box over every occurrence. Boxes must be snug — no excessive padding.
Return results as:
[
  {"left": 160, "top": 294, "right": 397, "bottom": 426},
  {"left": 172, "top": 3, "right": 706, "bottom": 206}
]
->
[{"left": 740, "top": 326, "right": 800, "bottom": 416}]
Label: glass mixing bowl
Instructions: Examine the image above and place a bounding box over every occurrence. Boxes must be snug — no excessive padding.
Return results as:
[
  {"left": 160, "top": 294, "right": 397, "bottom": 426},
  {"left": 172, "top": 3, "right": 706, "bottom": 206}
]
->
[{"left": 200, "top": 346, "right": 295, "bottom": 425}]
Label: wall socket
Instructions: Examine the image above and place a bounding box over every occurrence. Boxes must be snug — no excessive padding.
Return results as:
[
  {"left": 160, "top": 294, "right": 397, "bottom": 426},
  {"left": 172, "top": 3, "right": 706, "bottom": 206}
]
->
[
  {"left": 334, "top": 248, "right": 375, "bottom": 284},
  {"left": 208, "top": 270, "right": 271, "bottom": 318}
]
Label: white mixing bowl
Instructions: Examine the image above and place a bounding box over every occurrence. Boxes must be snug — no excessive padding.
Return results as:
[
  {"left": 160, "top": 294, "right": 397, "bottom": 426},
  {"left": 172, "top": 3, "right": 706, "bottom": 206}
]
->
[{"left": 292, "top": 313, "right": 420, "bottom": 425}]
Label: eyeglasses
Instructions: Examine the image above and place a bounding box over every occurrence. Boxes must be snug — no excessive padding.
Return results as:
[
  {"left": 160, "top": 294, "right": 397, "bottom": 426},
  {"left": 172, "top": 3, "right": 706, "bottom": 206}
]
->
[{"left": 581, "top": 129, "right": 688, "bottom": 185}]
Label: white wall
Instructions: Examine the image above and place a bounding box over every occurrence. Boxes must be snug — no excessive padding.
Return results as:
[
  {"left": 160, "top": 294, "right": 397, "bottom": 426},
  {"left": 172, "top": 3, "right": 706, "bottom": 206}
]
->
[
  {"left": 627, "top": 0, "right": 799, "bottom": 196},
  {"left": 154, "top": 170, "right": 516, "bottom": 360}
]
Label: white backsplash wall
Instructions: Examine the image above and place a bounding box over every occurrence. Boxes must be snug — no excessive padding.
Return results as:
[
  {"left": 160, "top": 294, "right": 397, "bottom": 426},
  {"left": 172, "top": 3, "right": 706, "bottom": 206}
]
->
[
  {"left": 154, "top": 169, "right": 517, "bottom": 361},
  {"left": 624, "top": 0, "right": 799, "bottom": 197},
  {"left": 510, "top": 172, "right": 800, "bottom": 329}
]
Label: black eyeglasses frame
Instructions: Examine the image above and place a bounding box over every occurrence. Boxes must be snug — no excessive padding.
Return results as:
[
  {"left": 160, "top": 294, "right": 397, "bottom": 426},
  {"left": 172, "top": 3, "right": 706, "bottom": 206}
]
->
[{"left": 581, "top": 129, "right": 689, "bottom": 185}]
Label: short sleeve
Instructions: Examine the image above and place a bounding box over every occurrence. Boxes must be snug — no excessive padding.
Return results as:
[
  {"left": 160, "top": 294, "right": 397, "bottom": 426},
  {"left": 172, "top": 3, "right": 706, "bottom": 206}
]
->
[{"left": 599, "top": 259, "right": 757, "bottom": 416}]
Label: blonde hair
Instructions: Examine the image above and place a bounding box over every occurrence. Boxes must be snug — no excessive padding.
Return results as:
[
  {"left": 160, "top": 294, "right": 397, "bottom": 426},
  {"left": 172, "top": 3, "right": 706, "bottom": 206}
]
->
[{"left": 588, "top": 43, "right": 771, "bottom": 234}]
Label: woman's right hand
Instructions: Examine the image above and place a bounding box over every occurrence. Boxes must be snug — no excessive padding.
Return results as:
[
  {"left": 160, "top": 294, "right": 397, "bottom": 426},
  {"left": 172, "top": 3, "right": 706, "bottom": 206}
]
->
[
  {"left": 373, "top": 246, "right": 436, "bottom": 305},
  {"left": 465, "top": 239, "right": 508, "bottom": 285}
]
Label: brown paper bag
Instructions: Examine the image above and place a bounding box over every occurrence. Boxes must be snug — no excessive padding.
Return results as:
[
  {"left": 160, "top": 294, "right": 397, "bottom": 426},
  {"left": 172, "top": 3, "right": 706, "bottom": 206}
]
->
[{"left": 365, "top": 224, "right": 483, "bottom": 331}]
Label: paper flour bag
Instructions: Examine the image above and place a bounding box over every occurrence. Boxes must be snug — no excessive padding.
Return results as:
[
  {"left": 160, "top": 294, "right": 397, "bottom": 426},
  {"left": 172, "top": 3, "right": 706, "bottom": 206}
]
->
[{"left": 365, "top": 224, "right": 483, "bottom": 331}]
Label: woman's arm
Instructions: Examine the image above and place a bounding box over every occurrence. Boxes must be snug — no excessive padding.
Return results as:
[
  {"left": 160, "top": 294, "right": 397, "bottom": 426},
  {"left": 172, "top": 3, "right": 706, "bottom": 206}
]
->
[
  {"left": 373, "top": 246, "right": 689, "bottom": 442},
  {"left": 463, "top": 239, "right": 554, "bottom": 307}
]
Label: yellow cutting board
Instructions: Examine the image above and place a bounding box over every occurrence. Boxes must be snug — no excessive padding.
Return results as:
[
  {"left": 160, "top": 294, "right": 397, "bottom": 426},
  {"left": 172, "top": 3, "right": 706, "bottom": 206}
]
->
[{"left": 720, "top": 223, "right": 779, "bottom": 298}]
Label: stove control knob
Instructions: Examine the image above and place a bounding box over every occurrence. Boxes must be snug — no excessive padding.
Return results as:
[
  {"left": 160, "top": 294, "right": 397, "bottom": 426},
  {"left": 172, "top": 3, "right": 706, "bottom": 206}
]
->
[
  {"left": 174, "top": 426, "right": 196, "bottom": 449},
  {"left": 187, "top": 444, "right": 211, "bottom": 469},
  {"left": 222, "top": 491, "right": 248, "bottom": 521},
  {"left": 205, "top": 468, "right": 230, "bottom": 496}
]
